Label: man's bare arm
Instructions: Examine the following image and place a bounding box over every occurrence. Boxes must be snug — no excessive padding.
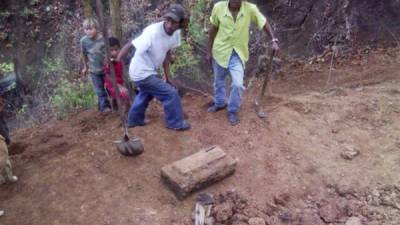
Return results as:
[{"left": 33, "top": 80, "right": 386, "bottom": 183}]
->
[
  {"left": 206, "top": 25, "right": 218, "bottom": 64},
  {"left": 263, "top": 20, "right": 280, "bottom": 52},
  {"left": 163, "top": 50, "right": 172, "bottom": 83}
]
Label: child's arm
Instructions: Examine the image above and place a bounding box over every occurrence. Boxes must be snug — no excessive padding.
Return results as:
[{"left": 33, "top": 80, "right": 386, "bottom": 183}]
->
[
  {"left": 81, "top": 50, "right": 89, "bottom": 75},
  {"left": 116, "top": 42, "right": 135, "bottom": 62}
]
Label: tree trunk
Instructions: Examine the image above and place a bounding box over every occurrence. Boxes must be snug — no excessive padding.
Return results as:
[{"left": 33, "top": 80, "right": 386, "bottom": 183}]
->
[
  {"left": 109, "top": 0, "right": 122, "bottom": 41},
  {"left": 82, "top": 0, "right": 93, "bottom": 17},
  {"left": 13, "top": 58, "right": 25, "bottom": 96}
]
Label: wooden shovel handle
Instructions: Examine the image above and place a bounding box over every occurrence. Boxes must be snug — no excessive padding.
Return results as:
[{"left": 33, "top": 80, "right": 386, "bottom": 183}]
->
[{"left": 95, "top": 0, "right": 125, "bottom": 121}]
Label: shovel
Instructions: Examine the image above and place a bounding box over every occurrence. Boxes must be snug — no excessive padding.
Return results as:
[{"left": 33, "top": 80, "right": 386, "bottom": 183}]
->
[
  {"left": 96, "top": 0, "right": 144, "bottom": 156},
  {"left": 255, "top": 50, "right": 275, "bottom": 118}
]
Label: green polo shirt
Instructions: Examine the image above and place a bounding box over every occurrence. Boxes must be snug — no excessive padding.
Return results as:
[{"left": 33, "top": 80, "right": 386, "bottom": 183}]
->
[{"left": 210, "top": 1, "right": 267, "bottom": 68}]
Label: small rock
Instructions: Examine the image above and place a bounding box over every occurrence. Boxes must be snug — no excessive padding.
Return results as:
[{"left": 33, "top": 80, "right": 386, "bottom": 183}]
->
[
  {"left": 345, "top": 216, "right": 362, "bottom": 225},
  {"left": 341, "top": 147, "right": 360, "bottom": 160},
  {"left": 335, "top": 184, "right": 356, "bottom": 197},
  {"left": 232, "top": 213, "right": 249, "bottom": 222},
  {"left": 248, "top": 217, "right": 266, "bottom": 225},
  {"left": 372, "top": 189, "right": 380, "bottom": 197},
  {"left": 243, "top": 205, "right": 260, "bottom": 217},
  {"left": 278, "top": 212, "right": 293, "bottom": 223},
  {"left": 246, "top": 141, "right": 255, "bottom": 151},
  {"left": 232, "top": 222, "right": 248, "bottom": 225},
  {"left": 273, "top": 193, "right": 290, "bottom": 206},
  {"left": 204, "top": 216, "right": 215, "bottom": 225},
  {"left": 355, "top": 87, "right": 364, "bottom": 92},
  {"left": 213, "top": 202, "right": 233, "bottom": 223},
  {"left": 318, "top": 201, "right": 346, "bottom": 223},
  {"left": 380, "top": 194, "right": 400, "bottom": 210}
]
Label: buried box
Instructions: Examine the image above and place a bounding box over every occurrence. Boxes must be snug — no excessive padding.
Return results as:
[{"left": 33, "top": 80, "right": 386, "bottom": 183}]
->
[{"left": 161, "top": 145, "right": 237, "bottom": 199}]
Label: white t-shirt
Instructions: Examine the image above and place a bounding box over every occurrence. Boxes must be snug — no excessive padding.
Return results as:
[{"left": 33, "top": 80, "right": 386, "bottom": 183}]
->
[{"left": 129, "top": 21, "right": 181, "bottom": 82}]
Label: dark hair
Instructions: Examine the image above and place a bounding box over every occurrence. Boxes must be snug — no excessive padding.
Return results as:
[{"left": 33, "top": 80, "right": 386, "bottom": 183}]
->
[{"left": 109, "top": 37, "right": 120, "bottom": 47}]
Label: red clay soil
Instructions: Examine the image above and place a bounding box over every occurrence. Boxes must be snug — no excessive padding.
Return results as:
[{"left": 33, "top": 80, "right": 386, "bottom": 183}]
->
[{"left": 1, "top": 48, "right": 399, "bottom": 225}]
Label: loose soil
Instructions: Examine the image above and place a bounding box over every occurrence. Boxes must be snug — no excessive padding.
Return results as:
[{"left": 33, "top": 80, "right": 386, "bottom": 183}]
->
[{"left": 1, "top": 48, "right": 399, "bottom": 225}]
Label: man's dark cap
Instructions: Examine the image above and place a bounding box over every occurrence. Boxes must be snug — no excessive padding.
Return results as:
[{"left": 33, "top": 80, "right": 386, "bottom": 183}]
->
[{"left": 164, "top": 4, "right": 185, "bottom": 22}]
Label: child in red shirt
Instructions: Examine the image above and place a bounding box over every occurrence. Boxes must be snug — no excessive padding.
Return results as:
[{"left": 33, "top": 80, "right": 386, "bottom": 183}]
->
[{"left": 103, "top": 37, "right": 130, "bottom": 111}]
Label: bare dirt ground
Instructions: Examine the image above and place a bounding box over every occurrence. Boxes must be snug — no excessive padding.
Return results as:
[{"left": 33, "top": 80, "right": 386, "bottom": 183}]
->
[{"left": 1, "top": 48, "right": 399, "bottom": 225}]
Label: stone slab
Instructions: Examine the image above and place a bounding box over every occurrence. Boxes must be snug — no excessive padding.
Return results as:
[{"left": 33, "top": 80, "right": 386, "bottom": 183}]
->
[{"left": 161, "top": 146, "right": 237, "bottom": 199}]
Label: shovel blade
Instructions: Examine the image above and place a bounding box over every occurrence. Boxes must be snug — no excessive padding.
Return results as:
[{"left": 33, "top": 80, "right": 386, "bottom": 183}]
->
[
  {"left": 114, "top": 138, "right": 144, "bottom": 156},
  {"left": 256, "top": 111, "right": 268, "bottom": 118},
  {"left": 254, "top": 96, "right": 268, "bottom": 119}
]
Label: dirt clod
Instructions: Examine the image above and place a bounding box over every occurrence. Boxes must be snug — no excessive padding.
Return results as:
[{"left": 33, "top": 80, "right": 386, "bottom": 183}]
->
[
  {"left": 248, "top": 217, "right": 266, "bottom": 225},
  {"left": 318, "top": 201, "right": 347, "bottom": 223},
  {"left": 345, "top": 216, "right": 362, "bottom": 225},
  {"left": 213, "top": 202, "right": 234, "bottom": 223}
]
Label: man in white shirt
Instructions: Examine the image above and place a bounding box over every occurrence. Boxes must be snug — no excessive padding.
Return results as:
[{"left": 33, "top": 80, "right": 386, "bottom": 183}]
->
[{"left": 117, "top": 4, "right": 190, "bottom": 131}]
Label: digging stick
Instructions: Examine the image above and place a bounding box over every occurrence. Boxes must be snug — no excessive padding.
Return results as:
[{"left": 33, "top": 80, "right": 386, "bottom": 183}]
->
[
  {"left": 96, "top": 0, "right": 143, "bottom": 156},
  {"left": 255, "top": 50, "right": 275, "bottom": 118}
]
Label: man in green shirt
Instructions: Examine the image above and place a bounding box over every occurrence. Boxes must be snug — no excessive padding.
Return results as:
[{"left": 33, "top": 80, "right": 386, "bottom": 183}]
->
[{"left": 207, "top": 0, "right": 279, "bottom": 125}]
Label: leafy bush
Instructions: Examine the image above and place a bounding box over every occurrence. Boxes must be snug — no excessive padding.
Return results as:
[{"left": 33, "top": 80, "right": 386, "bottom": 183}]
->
[
  {"left": 16, "top": 104, "right": 28, "bottom": 121},
  {"left": 188, "top": 0, "right": 208, "bottom": 46},
  {"left": 43, "top": 57, "right": 66, "bottom": 74},
  {"left": 0, "top": 11, "right": 11, "bottom": 18},
  {"left": 50, "top": 78, "right": 96, "bottom": 118},
  {"left": 170, "top": 39, "right": 200, "bottom": 78},
  {"left": 20, "top": 7, "right": 38, "bottom": 18},
  {"left": 0, "top": 62, "right": 13, "bottom": 75}
]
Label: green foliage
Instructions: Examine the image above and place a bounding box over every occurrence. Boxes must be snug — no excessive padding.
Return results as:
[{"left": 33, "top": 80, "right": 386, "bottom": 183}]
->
[
  {"left": 0, "top": 62, "right": 13, "bottom": 75},
  {"left": 30, "top": 0, "right": 40, "bottom": 6},
  {"left": 0, "top": 11, "right": 11, "bottom": 18},
  {"left": 20, "top": 7, "right": 37, "bottom": 18},
  {"left": 0, "top": 31, "right": 7, "bottom": 41},
  {"left": 16, "top": 104, "right": 29, "bottom": 121},
  {"left": 43, "top": 57, "right": 66, "bottom": 73},
  {"left": 50, "top": 78, "right": 96, "bottom": 118},
  {"left": 170, "top": 39, "right": 200, "bottom": 78},
  {"left": 42, "top": 56, "right": 97, "bottom": 119},
  {"left": 188, "top": 0, "right": 208, "bottom": 46}
]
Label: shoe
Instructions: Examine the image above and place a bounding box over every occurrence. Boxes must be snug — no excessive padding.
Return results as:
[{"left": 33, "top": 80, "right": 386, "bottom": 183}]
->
[
  {"left": 101, "top": 107, "right": 112, "bottom": 113},
  {"left": 168, "top": 122, "right": 191, "bottom": 131},
  {"left": 111, "top": 99, "right": 119, "bottom": 112},
  {"left": 9, "top": 176, "right": 18, "bottom": 182},
  {"left": 0, "top": 209, "right": 4, "bottom": 217},
  {"left": 228, "top": 112, "right": 240, "bottom": 126},
  {"left": 127, "top": 119, "right": 149, "bottom": 128},
  {"left": 207, "top": 104, "right": 227, "bottom": 113}
]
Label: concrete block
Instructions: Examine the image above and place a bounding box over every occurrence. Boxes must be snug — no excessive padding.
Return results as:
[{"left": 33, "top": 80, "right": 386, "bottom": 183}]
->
[{"left": 161, "top": 146, "right": 237, "bottom": 199}]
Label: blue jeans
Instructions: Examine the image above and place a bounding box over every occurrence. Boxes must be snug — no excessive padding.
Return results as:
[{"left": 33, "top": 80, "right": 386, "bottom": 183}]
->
[
  {"left": 90, "top": 73, "right": 110, "bottom": 111},
  {"left": 212, "top": 51, "right": 245, "bottom": 113},
  {"left": 127, "top": 75, "right": 186, "bottom": 129}
]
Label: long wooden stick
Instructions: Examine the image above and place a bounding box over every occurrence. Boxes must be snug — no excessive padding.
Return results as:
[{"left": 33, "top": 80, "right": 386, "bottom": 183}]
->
[
  {"left": 96, "top": 0, "right": 122, "bottom": 113},
  {"left": 96, "top": 0, "right": 129, "bottom": 137}
]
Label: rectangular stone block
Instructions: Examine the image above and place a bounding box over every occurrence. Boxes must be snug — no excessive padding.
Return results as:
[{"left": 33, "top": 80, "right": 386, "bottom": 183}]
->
[{"left": 161, "top": 145, "right": 237, "bottom": 199}]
